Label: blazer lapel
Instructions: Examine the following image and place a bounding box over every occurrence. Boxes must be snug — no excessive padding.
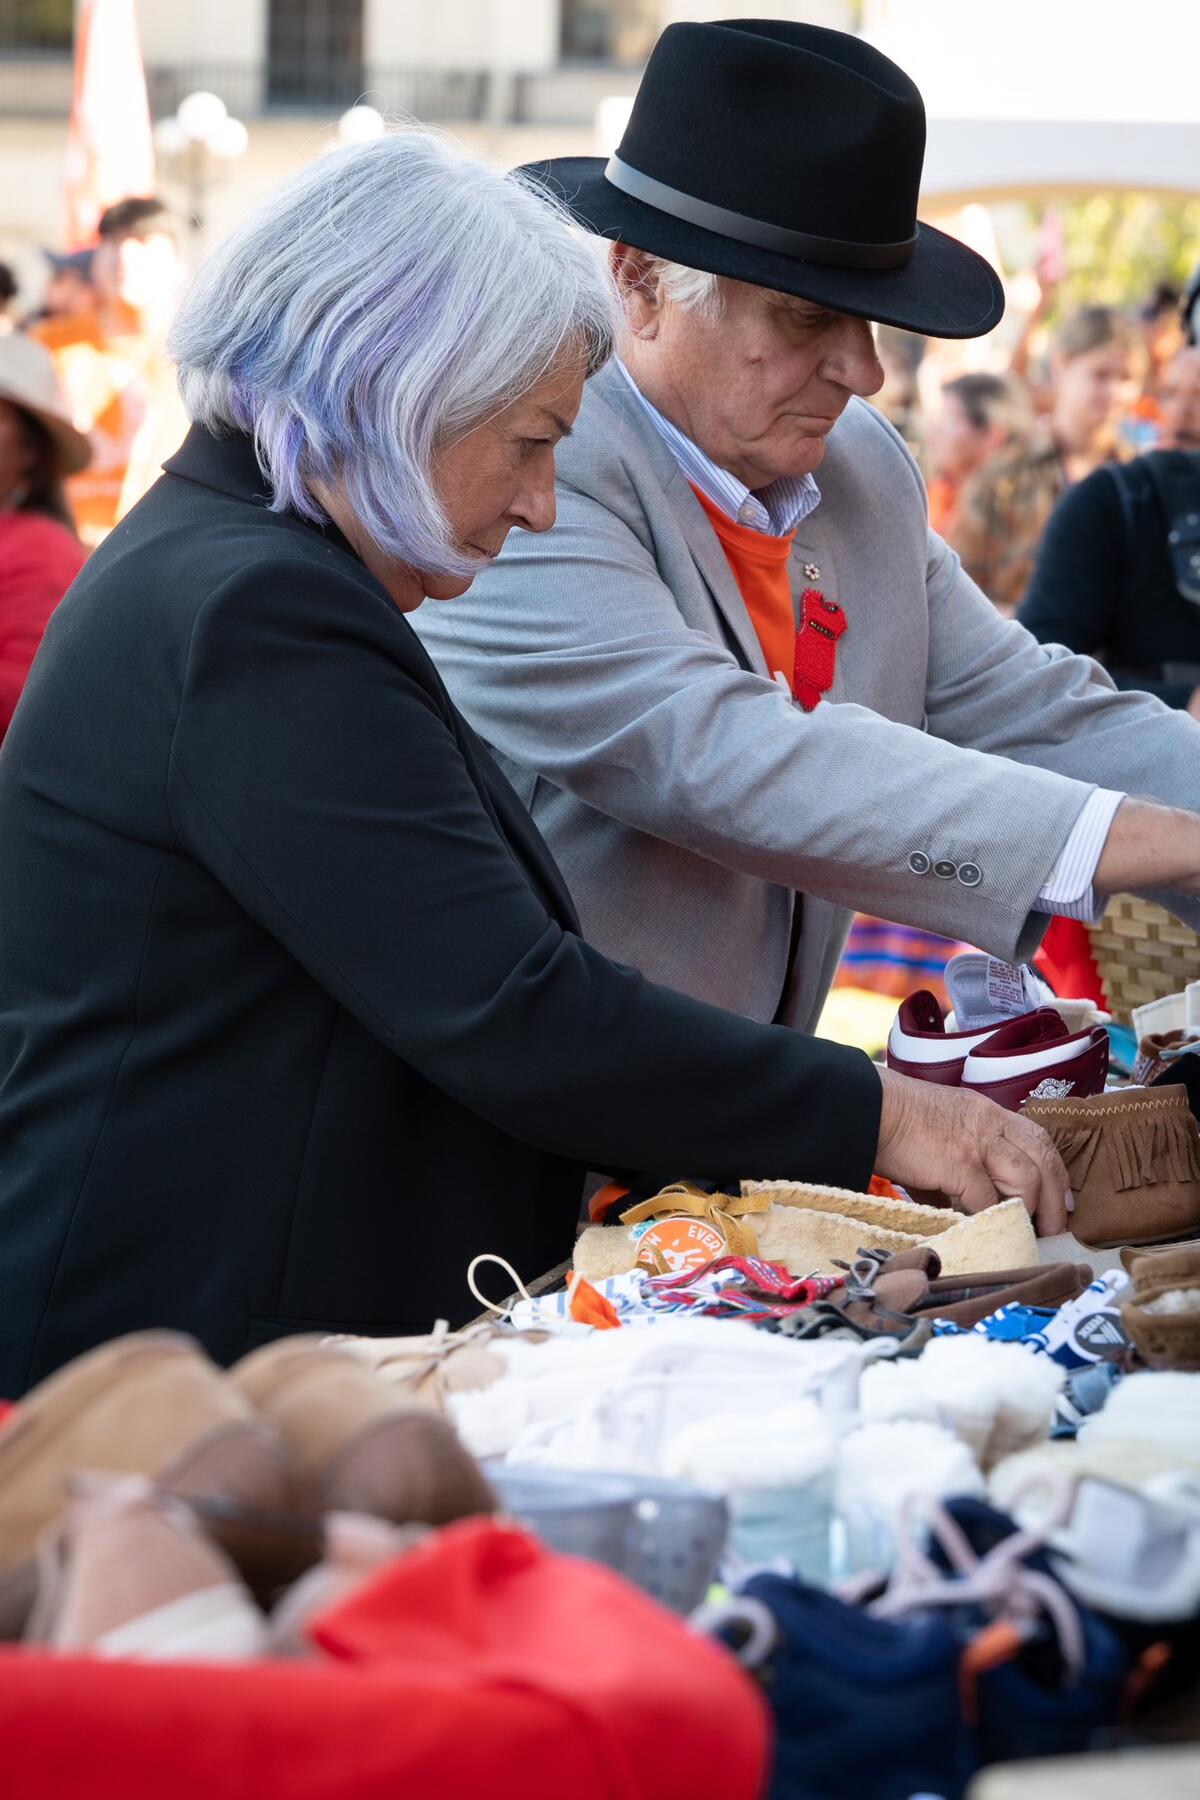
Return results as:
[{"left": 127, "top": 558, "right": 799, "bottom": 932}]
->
[{"left": 592, "top": 367, "right": 769, "bottom": 679}]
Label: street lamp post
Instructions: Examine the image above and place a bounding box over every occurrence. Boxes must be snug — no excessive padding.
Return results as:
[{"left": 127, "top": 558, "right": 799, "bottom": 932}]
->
[
  {"left": 336, "top": 104, "right": 386, "bottom": 145},
  {"left": 153, "top": 91, "right": 249, "bottom": 240}
]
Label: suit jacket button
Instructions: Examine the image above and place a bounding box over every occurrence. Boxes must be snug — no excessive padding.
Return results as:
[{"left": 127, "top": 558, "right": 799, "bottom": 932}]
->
[
  {"left": 958, "top": 862, "right": 983, "bottom": 887},
  {"left": 933, "top": 859, "right": 958, "bottom": 879},
  {"left": 908, "top": 852, "right": 931, "bottom": 875}
]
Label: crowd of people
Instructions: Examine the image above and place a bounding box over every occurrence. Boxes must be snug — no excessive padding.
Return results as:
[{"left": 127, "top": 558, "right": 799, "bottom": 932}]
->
[{"left": 884, "top": 285, "right": 1200, "bottom": 664}]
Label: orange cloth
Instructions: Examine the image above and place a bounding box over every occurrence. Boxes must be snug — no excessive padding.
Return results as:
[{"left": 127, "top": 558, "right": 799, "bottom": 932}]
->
[
  {"left": 926, "top": 472, "right": 960, "bottom": 538},
  {"left": 566, "top": 1271, "right": 624, "bottom": 1328},
  {"left": 688, "top": 484, "right": 797, "bottom": 682}
]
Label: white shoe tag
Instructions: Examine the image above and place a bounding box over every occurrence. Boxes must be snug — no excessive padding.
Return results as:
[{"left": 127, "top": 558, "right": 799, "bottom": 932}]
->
[{"left": 984, "top": 957, "right": 1031, "bottom": 1016}]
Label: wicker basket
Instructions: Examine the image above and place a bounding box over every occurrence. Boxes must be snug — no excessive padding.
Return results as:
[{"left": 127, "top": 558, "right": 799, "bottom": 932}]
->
[{"left": 1086, "top": 895, "right": 1200, "bottom": 1025}]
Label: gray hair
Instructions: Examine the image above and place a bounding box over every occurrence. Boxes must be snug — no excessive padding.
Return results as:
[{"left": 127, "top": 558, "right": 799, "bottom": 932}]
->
[
  {"left": 170, "top": 128, "right": 616, "bottom": 575},
  {"left": 656, "top": 260, "right": 725, "bottom": 319},
  {"left": 605, "top": 243, "right": 724, "bottom": 320}
]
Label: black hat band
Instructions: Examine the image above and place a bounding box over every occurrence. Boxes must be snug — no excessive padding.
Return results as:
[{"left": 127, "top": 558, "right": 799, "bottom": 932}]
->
[{"left": 604, "top": 154, "right": 919, "bottom": 272}]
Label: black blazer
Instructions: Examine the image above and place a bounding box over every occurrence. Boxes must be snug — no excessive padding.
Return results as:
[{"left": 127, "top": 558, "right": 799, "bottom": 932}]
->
[{"left": 0, "top": 428, "right": 879, "bottom": 1392}]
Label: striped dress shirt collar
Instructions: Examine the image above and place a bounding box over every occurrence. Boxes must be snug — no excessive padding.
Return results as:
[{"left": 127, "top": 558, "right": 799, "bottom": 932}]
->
[{"left": 616, "top": 360, "right": 821, "bottom": 537}]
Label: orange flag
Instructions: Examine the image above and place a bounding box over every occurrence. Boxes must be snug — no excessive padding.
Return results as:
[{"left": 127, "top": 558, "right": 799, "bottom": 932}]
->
[{"left": 63, "top": 0, "right": 156, "bottom": 249}]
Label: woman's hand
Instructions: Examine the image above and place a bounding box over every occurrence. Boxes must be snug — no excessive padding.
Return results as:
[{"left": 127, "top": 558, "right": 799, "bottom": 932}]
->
[{"left": 876, "top": 1066, "right": 1071, "bottom": 1236}]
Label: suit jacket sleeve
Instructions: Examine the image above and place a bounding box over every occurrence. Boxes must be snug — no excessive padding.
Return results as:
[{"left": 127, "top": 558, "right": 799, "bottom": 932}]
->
[
  {"left": 416, "top": 474, "right": 1113, "bottom": 961},
  {"left": 166, "top": 555, "right": 880, "bottom": 1190}
]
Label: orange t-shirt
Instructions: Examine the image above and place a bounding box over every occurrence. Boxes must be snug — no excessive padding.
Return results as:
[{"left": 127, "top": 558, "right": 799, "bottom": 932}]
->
[{"left": 688, "top": 484, "right": 797, "bottom": 685}]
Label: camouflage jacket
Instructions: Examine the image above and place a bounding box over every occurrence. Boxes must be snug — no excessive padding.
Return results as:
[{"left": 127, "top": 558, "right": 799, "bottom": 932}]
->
[{"left": 948, "top": 432, "right": 1068, "bottom": 616}]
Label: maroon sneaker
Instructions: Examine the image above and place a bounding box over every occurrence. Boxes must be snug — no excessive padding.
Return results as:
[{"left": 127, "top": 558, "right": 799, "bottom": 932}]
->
[
  {"left": 886, "top": 990, "right": 1014, "bottom": 1087},
  {"left": 961, "top": 1011, "right": 1110, "bottom": 1112}
]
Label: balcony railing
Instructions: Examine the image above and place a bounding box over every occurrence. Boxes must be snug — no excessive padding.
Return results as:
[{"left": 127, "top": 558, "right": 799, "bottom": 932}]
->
[{"left": 0, "top": 57, "right": 492, "bottom": 122}]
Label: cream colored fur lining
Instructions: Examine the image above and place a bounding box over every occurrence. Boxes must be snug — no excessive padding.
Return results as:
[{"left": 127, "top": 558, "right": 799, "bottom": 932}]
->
[{"left": 572, "top": 1188, "right": 1037, "bottom": 1283}]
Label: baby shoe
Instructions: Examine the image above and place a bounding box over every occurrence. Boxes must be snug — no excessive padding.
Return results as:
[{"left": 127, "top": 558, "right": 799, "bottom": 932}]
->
[
  {"left": 228, "top": 1337, "right": 496, "bottom": 1527},
  {"left": 838, "top": 1246, "right": 1093, "bottom": 1332},
  {"left": 24, "top": 1474, "right": 267, "bottom": 1662},
  {"left": 703, "top": 1574, "right": 972, "bottom": 1800},
  {"left": 857, "top": 1336, "right": 1064, "bottom": 1471},
  {"left": 320, "top": 1321, "right": 521, "bottom": 1411},
  {"left": 887, "top": 955, "right": 1061, "bottom": 1087},
  {"left": 961, "top": 1011, "right": 1109, "bottom": 1111},
  {"left": 892, "top": 1495, "right": 1130, "bottom": 1770},
  {"left": 1023, "top": 1085, "right": 1200, "bottom": 1249},
  {"left": 1047, "top": 1473, "right": 1200, "bottom": 1625},
  {"left": 887, "top": 988, "right": 1013, "bottom": 1086},
  {"left": 267, "top": 1511, "right": 428, "bottom": 1656},
  {"left": 1132, "top": 1028, "right": 1200, "bottom": 1087},
  {"left": 0, "top": 1331, "right": 294, "bottom": 1639},
  {"left": 1120, "top": 1243, "right": 1200, "bottom": 1370}
]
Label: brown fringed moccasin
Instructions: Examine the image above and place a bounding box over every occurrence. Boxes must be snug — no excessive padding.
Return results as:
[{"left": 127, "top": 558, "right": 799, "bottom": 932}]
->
[{"left": 1023, "top": 1084, "right": 1200, "bottom": 1250}]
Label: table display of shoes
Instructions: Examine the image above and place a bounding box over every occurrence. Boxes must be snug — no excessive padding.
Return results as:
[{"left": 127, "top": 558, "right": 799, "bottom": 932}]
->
[
  {"left": 573, "top": 1175, "right": 1040, "bottom": 1283},
  {"left": 2, "top": 1225, "right": 1199, "bottom": 1799}
]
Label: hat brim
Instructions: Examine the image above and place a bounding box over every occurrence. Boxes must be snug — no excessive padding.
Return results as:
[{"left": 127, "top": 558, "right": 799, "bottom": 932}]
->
[
  {"left": 0, "top": 386, "right": 93, "bottom": 477},
  {"left": 519, "top": 157, "right": 1004, "bottom": 340}
]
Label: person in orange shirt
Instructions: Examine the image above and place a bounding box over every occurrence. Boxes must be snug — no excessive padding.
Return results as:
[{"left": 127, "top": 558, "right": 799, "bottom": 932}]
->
[
  {"left": 31, "top": 198, "right": 186, "bottom": 546},
  {"left": 924, "top": 371, "right": 1027, "bottom": 539}
]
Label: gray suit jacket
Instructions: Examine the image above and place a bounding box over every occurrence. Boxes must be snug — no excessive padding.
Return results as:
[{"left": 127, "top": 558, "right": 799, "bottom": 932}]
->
[{"left": 413, "top": 363, "right": 1200, "bottom": 1034}]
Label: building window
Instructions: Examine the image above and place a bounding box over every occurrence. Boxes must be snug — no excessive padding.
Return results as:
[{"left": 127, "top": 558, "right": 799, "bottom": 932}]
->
[
  {"left": 267, "top": 0, "right": 364, "bottom": 106},
  {"left": 0, "top": 0, "right": 73, "bottom": 51},
  {"left": 561, "top": 1, "right": 658, "bottom": 65}
]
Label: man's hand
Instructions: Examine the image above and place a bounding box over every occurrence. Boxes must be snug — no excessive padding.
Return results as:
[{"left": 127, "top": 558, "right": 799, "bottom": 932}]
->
[
  {"left": 1094, "top": 797, "right": 1200, "bottom": 898},
  {"left": 876, "top": 1067, "right": 1071, "bottom": 1236},
  {"left": 1187, "top": 687, "right": 1200, "bottom": 723}
]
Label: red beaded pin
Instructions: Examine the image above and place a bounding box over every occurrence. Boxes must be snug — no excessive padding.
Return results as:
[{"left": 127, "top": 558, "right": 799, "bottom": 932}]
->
[{"left": 793, "top": 588, "right": 847, "bottom": 711}]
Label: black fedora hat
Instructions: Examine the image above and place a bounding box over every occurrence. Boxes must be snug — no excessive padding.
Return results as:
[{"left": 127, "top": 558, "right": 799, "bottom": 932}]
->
[{"left": 517, "top": 19, "right": 1003, "bottom": 341}]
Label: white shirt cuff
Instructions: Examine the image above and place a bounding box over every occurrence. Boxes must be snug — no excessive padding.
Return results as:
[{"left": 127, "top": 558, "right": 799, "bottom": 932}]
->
[{"left": 1036, "top": 789, "right": 1125, "bottom": 922}]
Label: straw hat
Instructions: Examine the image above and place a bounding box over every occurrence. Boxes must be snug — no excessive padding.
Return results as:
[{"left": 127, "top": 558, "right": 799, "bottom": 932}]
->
[{"left": 0, "top": 332, "right": 91, "bottom": 475}]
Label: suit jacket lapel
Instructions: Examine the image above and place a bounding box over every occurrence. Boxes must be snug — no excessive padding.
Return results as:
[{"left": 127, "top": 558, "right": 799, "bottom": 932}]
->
[{"left": 591, "top": 366, "right": 770, "bottom": 679}]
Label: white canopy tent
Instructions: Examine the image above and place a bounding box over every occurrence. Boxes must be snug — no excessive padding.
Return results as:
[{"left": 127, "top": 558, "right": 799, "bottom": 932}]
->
[{"left": 862, "top": 0, "right": 1200, "bottom": 205}]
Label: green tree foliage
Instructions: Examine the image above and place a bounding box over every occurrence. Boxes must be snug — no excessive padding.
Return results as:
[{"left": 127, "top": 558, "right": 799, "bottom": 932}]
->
[
  {"left": 1036, "top": 193, "right": 1200, "bottom": 315},
  {"left": 0, "top": 0, "right": 74, "bottom": 52}
]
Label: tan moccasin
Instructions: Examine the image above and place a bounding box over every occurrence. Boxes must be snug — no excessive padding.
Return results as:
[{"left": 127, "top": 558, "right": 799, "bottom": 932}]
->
[
  {"left": 0, "top": 1331, "right": 294, "bottom": 1637},
  {"left": 228, "top": 1337, "right": 496, "bottom": 1527}
]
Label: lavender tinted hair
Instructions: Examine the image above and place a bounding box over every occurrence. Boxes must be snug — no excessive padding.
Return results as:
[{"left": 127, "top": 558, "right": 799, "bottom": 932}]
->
[{"left": 170, "top": 129, "right": 615, "bottom": 575}]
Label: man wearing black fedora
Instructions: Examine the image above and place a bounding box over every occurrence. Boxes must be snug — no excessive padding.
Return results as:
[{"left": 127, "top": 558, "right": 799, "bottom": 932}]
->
[{"left": 414, "top": 20, "right": 1200, "bottom": 1045}]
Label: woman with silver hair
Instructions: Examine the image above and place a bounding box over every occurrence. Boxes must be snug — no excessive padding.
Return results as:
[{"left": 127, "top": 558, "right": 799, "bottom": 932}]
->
[{"left": 0, "top": 130, "right": 1065, "bottom": 1389}]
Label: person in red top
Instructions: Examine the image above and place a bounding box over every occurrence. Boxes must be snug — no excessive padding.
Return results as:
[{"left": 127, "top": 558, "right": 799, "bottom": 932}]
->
[{"left": 0, "top": 333, "right": 91, "bottom": 740}]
